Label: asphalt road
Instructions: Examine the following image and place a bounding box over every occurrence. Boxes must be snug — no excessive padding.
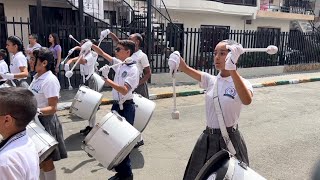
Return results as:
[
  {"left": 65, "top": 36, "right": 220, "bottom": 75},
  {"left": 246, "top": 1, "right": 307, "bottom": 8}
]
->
[{"left": 55, "top": 81, "right": 320, "bottom": 180}]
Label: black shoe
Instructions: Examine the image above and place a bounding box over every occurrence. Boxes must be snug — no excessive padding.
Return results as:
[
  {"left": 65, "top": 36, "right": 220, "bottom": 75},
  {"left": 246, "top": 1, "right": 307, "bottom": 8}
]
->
[
  {"left": 80, "top": 126, "right": 92, "bottom": 136},
  {"left": 108, "top": 173, "right": 133, "bottom": 180},
  {"left": 134, "top": 140, "right": 144, "bottom": 148}
]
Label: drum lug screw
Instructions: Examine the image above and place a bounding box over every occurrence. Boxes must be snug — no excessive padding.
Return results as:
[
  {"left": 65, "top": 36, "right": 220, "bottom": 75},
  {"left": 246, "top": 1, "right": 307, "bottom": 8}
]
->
[
  {"left": 102, "top": 129, "right": 109, "bottom": 135},
  {"left": 238, "top": 161, "right": 248, "bottom": 170}
]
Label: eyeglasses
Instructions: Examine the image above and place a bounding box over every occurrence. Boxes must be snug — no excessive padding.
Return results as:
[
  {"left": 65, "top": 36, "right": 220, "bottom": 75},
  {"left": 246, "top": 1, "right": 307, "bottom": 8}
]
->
[{"left": 115, "top": 47, "right": 125, "bottom": 52}]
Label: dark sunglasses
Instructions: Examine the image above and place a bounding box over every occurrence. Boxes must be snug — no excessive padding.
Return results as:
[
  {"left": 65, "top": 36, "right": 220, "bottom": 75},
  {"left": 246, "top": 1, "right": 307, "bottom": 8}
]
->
[{"left": 115, "top": 47, "right": 125, "bottom": 52}]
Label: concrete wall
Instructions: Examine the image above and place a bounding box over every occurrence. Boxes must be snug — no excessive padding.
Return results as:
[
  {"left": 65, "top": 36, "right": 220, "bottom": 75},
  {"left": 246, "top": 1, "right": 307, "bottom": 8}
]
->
[{"left": 168, "top": 11, "right": 291, "bottom": 31}]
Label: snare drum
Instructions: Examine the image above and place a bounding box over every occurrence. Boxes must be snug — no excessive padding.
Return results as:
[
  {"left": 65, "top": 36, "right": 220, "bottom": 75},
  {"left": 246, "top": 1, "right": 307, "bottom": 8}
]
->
[
  {"left": 26, "top": 121, "right": 58, "bottom": 163},
  {"left": 195, "top": 150, "right": 266, "bottom": 180},
  {"left": 70, "top": 86, "right": 103, "bottom": 120},
  {"left": 133, "top": 93, "right": 156, "bottom": 132},
  {"left": 82, "top": 111, "right": 141, "bottom": 170},
  {"left": 91, "top": 73, "right": 105, "bottom": 92}
]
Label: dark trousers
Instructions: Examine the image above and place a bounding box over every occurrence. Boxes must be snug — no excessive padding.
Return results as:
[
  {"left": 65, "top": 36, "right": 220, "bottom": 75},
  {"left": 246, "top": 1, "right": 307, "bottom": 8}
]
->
[{"left": 111, "top": 102, "right": 135, "bottom": 177}]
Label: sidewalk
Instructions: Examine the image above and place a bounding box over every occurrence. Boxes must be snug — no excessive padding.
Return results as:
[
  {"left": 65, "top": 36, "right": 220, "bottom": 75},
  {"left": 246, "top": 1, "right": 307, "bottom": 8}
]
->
[{"left": 57, "top": 70, "right": 320, "bottom": 110}]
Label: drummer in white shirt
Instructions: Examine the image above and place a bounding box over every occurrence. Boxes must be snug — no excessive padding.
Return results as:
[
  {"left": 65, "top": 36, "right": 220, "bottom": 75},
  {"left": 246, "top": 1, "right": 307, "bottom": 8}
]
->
[
  {"left": 0, "top": 49, "right": 9, "bottom": 85},
  {"left": 29, "top": 47, "right": 68, "bottom": 180},
  {"left": 92, "top": 40, "right": 139, "bottom": 180},
  {"left": 108, "top": 32, "right": 151, "bottom": 148},
  {"left": 0, "top": 36, "right": 29, "bottom": 88},
  {"left": 168, "top": 40, "right": 253, "bottom": 180},
  {"left": 0, "top": 87, "right": 40, "bottom": 180},
  {"left": 64, "top": 39, "right": 100, "bottom": 136}
]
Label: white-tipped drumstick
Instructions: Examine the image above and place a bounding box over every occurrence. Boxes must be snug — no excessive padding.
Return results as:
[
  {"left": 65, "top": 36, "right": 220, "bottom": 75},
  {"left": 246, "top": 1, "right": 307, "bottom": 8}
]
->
[
  {"left": 244, "top": 45, "right": 278, "bottom": 55},
  {"left": 67, "top": 77, "right": 73, "bottom": 90},
  {"left": 171, "top": 71, "right": 180, "bottom": 119},
  {"left": 69, "top": 34, "right": 81, "bottom": 45}
]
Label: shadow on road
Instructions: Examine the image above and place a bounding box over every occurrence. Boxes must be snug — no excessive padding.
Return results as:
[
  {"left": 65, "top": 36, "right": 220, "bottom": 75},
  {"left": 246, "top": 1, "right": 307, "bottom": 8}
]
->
[
  {"left": 131, "top": 148, "right": 145, "bottom": 169},
  {"left": 64, "top": 132, "right": 84, "bottom": 152}
]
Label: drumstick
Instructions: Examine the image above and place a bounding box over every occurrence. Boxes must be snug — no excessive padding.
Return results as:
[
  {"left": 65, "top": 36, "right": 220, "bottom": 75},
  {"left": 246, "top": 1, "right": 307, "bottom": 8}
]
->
[
  {"left": 171, "top": 71, "right": 179, "bottom": 119},
  {"left": 243, "top": 45, "right": 278, "bottom": 55},
  {"left": 67, "top": 77, "right": 73, "bottom": 90},
  {"left": 69, "top": 34, "right": 81, "bottom": 45}
]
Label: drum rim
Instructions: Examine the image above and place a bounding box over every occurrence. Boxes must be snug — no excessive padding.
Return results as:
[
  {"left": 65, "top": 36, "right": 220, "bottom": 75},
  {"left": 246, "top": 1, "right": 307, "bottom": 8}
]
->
[
  {"left": 39, "top": 143, "right": 59, "bottom": 163},
  {"left": 82, "top": 112, "right": 141, "bottom": 170},
  {"left": 194, "top": 150, "right": 231, "bottom": 180},
  {"left": 70, "top": 86, "right": 103, "bottom": 120}
]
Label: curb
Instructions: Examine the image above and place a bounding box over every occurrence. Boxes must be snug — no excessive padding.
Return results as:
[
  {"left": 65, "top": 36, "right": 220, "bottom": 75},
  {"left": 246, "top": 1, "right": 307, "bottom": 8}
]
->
[{"left": 57, "top": 77, "right": 320, "bottom": 111}]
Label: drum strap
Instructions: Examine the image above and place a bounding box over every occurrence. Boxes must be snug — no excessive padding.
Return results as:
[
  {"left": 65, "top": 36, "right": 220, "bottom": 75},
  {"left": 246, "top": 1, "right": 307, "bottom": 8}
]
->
[
  {"left": 224, "top": 157, "right": 236, "bottom": 180},
  {"left": 213, "top": 78, "right": 237, "bottom": 155}
]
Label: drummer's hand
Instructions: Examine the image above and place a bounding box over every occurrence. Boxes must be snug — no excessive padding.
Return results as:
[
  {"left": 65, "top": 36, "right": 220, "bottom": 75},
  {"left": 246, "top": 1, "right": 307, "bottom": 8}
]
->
[
  {"left": 225, "top": 44, "right": 244, "bottom": 71},
  {"left": 99, "top": 65, "right": 110, "bottom": 79},
  {"left": 168, "top": 51, "right": 180, "bottom": 76},
  {"left": 64, "top": 64, "right": 70, "bottom": 71}
]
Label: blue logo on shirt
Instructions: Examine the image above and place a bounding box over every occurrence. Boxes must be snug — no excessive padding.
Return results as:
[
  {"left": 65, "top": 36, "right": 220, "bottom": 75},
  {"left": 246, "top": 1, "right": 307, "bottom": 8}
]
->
[
  {"left": 122, "top": 71, "right": 128, "bottom": 78},
  {"left": 224, "top": 87, "right": 236, "bottom": 99}
]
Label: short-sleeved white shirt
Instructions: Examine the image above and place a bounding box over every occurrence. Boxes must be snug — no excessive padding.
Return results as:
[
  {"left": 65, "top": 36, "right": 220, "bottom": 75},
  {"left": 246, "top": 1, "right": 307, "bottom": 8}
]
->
[
  {"left": 0, "top": 59, "right": 9, "bottom": 82},
  {"left": 131, "top": 50, "right": 149, "bottom": 76},
  {"left": 9, "top": 52, "right": 27, "bottom": 79},
  {"left": 0, "top": 132, "right": 39, "bottom": 180},
  {"left": 200, "top": 72, "right": 253, "bottom": 129},
  {"left": 29, "top": 71, "right": 60, "bottom": 108},
  {"left": 80, "top": 51, "right": 98, "bottom": 76},
  {"left": 111, "top": 57, "right": 139, "bottom": 101}
]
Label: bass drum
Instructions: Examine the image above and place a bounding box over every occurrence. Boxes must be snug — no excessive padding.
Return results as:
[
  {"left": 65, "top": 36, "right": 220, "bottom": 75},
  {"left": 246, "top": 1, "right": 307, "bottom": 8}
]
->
[{"left": 195, "top": 150, "right": 266, "bottom": 180}]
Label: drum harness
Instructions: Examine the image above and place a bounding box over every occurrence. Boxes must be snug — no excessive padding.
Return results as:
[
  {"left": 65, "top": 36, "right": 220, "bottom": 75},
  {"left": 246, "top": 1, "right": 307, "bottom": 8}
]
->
[{"left": 211, "top": 78, "right": 241, "bottom": 179}]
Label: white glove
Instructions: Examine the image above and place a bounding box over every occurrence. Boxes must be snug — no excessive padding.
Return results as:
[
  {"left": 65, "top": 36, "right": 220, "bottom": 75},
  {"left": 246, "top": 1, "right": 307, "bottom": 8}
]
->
[
  {"left": 80, "top": 41, "right": 93, "bottom": 56},
  {"left": 0, "top": 72, "right": 14, "bottom": 80},
  {"left": 64, "top": 64, "right": 70, "bottom": 71},
  {"left": 68, "top": 47, "right": 76, "bottom": 55},
  {"left": 100, "top": 29, "right": 111, "bottom": 41},
  {"left": 99, "top": 65, "right": 110, "bottom": 79},
  {"left": 225, "top": 44, "right": 244, "bottom": 70},
  {"left": 168, "top": 51, "right": 180, "bottom": 76},
  {"left": 65, "top": 71, "right": 73, "bottom": 78}
]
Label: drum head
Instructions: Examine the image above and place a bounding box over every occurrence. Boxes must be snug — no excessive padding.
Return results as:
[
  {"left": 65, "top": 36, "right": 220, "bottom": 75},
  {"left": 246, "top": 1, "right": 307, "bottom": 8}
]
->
[{"left": 195, "top": 150, "right": 231, "bottom": 180}]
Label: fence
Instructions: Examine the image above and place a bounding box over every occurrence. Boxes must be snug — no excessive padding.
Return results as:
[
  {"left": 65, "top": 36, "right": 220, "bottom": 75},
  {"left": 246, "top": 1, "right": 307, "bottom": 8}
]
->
[{"left": 1, "top": 17, "right": 320, "bottom": 88}]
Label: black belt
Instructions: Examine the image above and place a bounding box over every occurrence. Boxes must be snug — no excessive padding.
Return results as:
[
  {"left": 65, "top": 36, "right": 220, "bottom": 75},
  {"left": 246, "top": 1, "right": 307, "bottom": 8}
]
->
[
  {"left": 205, "top": 125, "right": 238, "bottom": 134},
  {"left": 112, "top": 99, "right": 134, "bottom": 105}
]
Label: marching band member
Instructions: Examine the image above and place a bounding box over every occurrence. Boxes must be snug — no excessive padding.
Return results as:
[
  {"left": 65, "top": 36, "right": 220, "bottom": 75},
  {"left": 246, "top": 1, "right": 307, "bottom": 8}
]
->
[
  {"left": 0, "top": 87, "right": 40, "bottom": 180},
  {"left": 0, "top": 36, "right": 29, "bottom": 88},
  {"left": 108, "top": 31, "right": 152, "bottom": 148},
  {"left": 168, "top": 40, "right": 253, "bottom": 180},
  {"left": 0, "top": 49, "right": 9, "bottom": 85},
  {"left": 29, "top": 47, "right": 68, "bottom": 180},
  {"left": 92, "top": 40, "right": 139, "bottom": 180},
  {"left": 64, "top": 39, "right": 100, "bottom": 135}
]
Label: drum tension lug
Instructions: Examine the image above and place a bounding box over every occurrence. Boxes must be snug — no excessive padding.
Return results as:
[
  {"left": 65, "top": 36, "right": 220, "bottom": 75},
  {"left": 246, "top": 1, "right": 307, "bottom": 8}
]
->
[
  {"left": 102, "top": 129, "right": 109, "bottom": 135},
  {"left": 238, "top": 161, "right": 248, "bottom": 170}
]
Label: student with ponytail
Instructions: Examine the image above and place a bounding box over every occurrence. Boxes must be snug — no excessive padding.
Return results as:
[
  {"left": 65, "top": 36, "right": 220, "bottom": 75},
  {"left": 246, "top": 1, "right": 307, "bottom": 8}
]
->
[{"left": 0, "top": 36, "right": 29, "bottom": 88}]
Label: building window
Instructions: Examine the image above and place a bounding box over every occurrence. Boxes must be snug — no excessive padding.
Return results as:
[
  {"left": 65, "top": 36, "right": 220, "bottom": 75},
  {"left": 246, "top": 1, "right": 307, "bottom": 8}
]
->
[
  {"left": 104, "top": 11, "right": 116, "bottom": 25},
  {"left": 200, "top": 25, "right": 230, "bottom": 52}
]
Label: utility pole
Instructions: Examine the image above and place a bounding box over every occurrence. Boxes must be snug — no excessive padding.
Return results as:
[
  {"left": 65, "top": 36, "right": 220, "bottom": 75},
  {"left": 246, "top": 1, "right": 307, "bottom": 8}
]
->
[
  {"left": 147, "top": 0, "right": 152, "bottom": 60},
  {"left": 79, "top": 0, "right": 85, "bottom": 40}
]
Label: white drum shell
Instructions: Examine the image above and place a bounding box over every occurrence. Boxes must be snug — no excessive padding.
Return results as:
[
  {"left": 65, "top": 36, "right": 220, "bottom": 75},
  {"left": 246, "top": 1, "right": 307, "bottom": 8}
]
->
[
  {"left": 230, "top": 157, "right": 266, "bottom": 180},
  {"left": 70, "top": 86, "right": 103, "bottom": 120},
  {"left": 91, "top": 73, "right": 105, "bottom": 92},
  {"left": 26, "top": 121, "right": 58, "bottom": 163},
  {"left": 133, "top": 94, "right": 156, "bottom": 132},
  {"left": 82, "top": 112, "right": 141, "bottom": 170}
]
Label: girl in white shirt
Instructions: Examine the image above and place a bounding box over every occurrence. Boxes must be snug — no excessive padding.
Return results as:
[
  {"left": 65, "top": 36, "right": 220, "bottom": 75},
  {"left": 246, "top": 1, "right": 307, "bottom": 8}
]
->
[
  {"left": 168, "top": 40, "right": 253, "bottom": 180},
  {"left": 29, "top": 47, "right": 67, "bottom": 180},
  {"left": 0, "top": 36, "right": 29, "bottom": 88},
  {"left": 0, "top": 49, "right": 9, "bottom": 85}
]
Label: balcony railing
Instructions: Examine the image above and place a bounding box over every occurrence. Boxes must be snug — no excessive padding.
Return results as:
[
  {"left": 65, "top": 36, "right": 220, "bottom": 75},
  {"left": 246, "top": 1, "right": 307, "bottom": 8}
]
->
[
  {"left": 260, "top": 0, "right": 314, "bottom": 15},
  {"left": 207, "top": 0, "right": 257, "bottom": 7}
]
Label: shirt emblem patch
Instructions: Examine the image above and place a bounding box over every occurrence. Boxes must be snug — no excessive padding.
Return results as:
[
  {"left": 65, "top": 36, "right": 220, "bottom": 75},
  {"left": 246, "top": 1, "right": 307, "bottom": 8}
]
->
[
  {"left": 224, "top": 87, "right": 236, "bottom": 99},
  {"left": 121, "top": 71, "right": 128, "bottom": 78}
]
